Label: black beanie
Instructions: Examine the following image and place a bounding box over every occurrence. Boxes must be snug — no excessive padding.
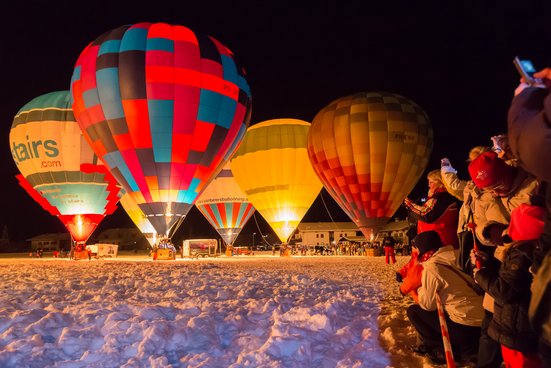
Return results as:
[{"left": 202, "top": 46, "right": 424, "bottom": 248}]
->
[{"left": 412, "top": 230, "right": 443, "bottom": 258}]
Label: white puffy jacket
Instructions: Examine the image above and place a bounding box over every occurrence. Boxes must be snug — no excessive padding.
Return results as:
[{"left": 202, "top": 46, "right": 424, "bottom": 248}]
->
[{"left": 418, "top": 245, "right": 485, "bottom": 327}]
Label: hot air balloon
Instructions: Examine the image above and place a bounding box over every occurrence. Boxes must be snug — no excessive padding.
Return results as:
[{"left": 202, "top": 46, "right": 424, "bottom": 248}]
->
[
  {"left": 118, "top": 190, "right": 157, "bottom": 247},
  {"left": 70, "top": 22, "right": 252, "bottom": 240},
  {"left": 195, "top": 162, "right": 255, "bottom": 251},
  {"left": 230, "top": 119, "right": 323, "bottom": 252},
  {"left": 307, "top": 91, "right": 433, "bottom": 239},
  {"left": 9, "top": 91, "right": 121, "bottom": 247}
]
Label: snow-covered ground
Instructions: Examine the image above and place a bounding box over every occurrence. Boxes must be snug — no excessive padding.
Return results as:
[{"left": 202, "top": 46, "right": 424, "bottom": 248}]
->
[{"left": 0, "top": 254, "right": 441, "bottom": 368}]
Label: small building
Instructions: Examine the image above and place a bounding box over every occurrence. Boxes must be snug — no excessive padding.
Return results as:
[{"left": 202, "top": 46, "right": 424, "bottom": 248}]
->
[
  {"left": 294, "top": 219, "right": 412, "bottom": 247},
  {"left": 27, "top": 233, "right": 71, "bottom": 251},
  {"left": 294, "top": 222, "right": 363, "bottom": 246}
]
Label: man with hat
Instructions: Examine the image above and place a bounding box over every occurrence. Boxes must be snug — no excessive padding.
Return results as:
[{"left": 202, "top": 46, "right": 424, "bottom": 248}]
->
[
  {"left": 407, "top": 230, "right": 484, "bottom": 365},
  {"left": 468, "top": 151, "right": 540, "bottom": 247}
]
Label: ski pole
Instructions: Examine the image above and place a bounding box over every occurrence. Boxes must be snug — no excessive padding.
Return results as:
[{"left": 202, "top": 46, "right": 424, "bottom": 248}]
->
[{"left": 436, "top": 293, "right": 456, "bottom": 368}]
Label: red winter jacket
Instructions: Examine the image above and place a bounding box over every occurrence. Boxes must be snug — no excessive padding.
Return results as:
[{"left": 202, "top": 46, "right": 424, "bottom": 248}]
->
[{"left": 405, "top": 188, "right": 460, "bottom": 249}]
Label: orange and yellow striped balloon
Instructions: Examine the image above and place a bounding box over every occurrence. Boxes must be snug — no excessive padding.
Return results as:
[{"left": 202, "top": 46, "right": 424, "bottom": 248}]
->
[{"left": 307, "top": 92, "right": 433, "bottom": 239}]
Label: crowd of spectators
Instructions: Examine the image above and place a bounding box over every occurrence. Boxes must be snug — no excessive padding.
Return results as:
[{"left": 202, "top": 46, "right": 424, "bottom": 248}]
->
[{"left": 396, "top": 67, "right": 551, "bottom": 367}]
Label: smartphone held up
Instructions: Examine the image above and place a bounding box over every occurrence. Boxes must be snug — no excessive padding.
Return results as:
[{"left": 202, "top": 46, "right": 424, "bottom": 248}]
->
[{"left": 513, "top": 56, "right": 541, "bottom": 85}]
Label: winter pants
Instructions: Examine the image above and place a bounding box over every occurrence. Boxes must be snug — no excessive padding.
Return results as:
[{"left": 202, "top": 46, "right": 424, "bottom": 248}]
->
[
  {"left": 407, "top": 304, "right": 481, "bottom": 359},
  {"left": 501, "top": 345, "right": 542, "bottom": 368},
  {"left": 540, "top": 341, "right": 551, "bottom": 368},
  {"left": 477, "top": 310, "right": 503, "bottom": 368},
  {"left": 384, "top": 246, "right": 396, "bottom": 264}
]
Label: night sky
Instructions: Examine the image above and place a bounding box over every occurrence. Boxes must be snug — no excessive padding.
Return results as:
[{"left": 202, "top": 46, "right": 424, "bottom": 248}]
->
[{"left": 2, "top": 1, "right": 551, "bottom": 244}]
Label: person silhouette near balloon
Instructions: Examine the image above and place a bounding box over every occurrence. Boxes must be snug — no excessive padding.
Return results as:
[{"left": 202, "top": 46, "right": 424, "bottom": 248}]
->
[{"left": 382, "top": 235, "right": 397, "bottom": 264}]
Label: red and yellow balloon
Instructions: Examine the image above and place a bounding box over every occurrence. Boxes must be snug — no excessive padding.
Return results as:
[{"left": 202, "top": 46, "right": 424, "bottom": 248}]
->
[{"left": 307, "top": 91, "right": 433, "bottom": 239}]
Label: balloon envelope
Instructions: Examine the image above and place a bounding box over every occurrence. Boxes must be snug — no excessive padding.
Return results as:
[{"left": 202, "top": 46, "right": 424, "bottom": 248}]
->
[
  {"left": 307, "top": 91, "right": 433, "bottom": 239},
  {"left": 195, "top": 162, "right": 255, "bottom": 246},
  {"left": 10, "top": 91, "right": 121, "bottom": 243},
  {"left": 70, "top": 22, "right": 252, "bottom": 237},
  {"left": 231, "top": 119, "right": 323, "bottom": 243}
]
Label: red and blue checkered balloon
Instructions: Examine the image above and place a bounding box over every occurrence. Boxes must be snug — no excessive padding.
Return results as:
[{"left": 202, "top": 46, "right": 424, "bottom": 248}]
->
[{"left": 70, "top": 23, "right": 252, "bottom": 236}]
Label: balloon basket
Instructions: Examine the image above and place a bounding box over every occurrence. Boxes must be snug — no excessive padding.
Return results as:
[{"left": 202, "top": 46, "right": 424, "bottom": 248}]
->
[
  {"left": 366, "top": 248, "right": 381, "bottom": 257},
  {"left": 154, "top": 248, "right": 176, "bottom": 260},
  {"left": 73, "top": 250, "right": 90, "bottom": 261},
  {"left": 225, "top": 248, "right": 233, "bottom": 257}
]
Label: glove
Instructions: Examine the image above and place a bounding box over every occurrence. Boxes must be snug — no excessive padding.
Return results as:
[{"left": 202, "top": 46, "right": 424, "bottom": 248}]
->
[
  {"left": 440, "top": 157, "right": 457, "bottom": 174},
  {"left": 491, "top": 135, "right": 505, "bottom": 154},
  {"left": 470, "top": 248, "right": 488, "bottom": 267},
  {"left": 396, "top": 272, "right": 403, "bottom": 283}
]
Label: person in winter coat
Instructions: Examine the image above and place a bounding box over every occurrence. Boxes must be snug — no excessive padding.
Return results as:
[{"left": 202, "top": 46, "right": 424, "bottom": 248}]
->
[
  {"left": 468, "top": 151, "right": 541, "bottom": 247},
  {"left": 397, "top": 245, "right": 446, "bottom": 304},
  {"left": 397, "top": 247, "right": 422, "bottom": 302},
  {"left": 468, "top": 150, "right": 542, "bottom": 368},
  {"left": 472, "top": 204, "right": 545, "bottom": 368},
  {"left": 440, "top": 146, "right": 494, "bottom": 273},
  {"left": 407, "top": 230, "right": 484, "bottom": 365},
  {"left": 382, "top": 236, "right": 397, "bottom": 264},
  {"left": 508, "top": 67, "right": 551, "bottom": 367},
  {"left": 404, "top": 169, "right": 460, "bottom": 250}
]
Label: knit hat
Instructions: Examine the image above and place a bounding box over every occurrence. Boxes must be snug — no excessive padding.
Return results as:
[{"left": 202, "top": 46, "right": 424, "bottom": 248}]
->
[
  {"left": 508, "top": 204, "right": 545, "bottom": 241},
  {"left": 412, "top": 230, "right": 443, "bottom": 259},
  {"left": 468, "top": 151, "right": 515, "bottom": 190}
]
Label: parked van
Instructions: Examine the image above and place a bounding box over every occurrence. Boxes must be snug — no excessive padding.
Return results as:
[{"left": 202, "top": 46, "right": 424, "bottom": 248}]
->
[{"left": 183, "top": 239, "right": 218, "bottom": 258}]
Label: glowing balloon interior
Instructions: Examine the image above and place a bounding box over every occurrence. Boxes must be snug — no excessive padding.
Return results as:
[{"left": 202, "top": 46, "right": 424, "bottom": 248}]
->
[
  {"left": 119, "top": 191, "right": 157, "bottom": 247},
  {"left": 231, "top": 119, "right": 323, "bottom": 243},
  {"left": 307, "top": 91, "right": 433, "bottom": 239},
  {"left": 195, "top": 162, "right": 255, "bottom": 246},
  {"left": 10, "top": 91, "right": 121, "bottom": 244},
  {"left": 70, "top": 22, "right": 252, "bottom": 237}
]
